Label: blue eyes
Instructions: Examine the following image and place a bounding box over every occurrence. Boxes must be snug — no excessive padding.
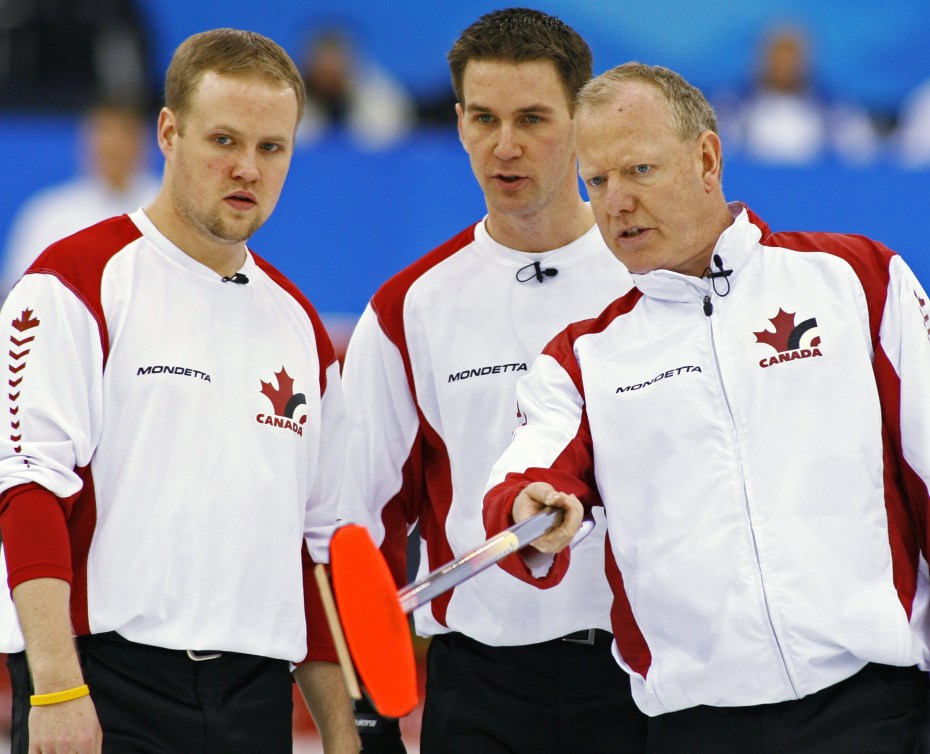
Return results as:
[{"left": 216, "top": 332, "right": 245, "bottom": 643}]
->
[
  {"left": 474, "top": 114, "right": 542, "bottom": 124},
  {"left": 213, "top": 136, "right": 282, "bottom": 153},
  {"left": 587, "top": 165, "right": 652, "bottom": 187}
]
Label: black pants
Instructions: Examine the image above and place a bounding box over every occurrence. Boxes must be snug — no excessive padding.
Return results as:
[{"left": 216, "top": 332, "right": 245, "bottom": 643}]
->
[
  {"left": 646, "top": 663, "right": 928, "bottom": 754},
  {"left": 8, "top": 631, "right": 293, "bottom": 754},
  {"left": 419, "top": 630, "right": 648, "bottom": 754}
]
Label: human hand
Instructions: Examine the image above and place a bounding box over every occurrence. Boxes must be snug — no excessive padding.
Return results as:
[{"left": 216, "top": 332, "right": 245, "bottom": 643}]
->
[
  {"left": 513, "top": 482, "right": 583, "bottom": 553},
  {"left": 28, "top": 694, "right": 102, "bottom": 753}
]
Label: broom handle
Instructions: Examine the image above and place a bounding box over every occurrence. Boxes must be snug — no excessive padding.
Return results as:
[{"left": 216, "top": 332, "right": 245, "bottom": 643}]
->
[{"left": 397, "top": 508, "right": 561, "bottom": 614}]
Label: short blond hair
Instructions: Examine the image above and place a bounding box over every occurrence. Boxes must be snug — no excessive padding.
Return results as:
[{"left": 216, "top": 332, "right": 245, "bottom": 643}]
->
[{"left": 164, "top": 28, "right": 305, "bottom": 123}]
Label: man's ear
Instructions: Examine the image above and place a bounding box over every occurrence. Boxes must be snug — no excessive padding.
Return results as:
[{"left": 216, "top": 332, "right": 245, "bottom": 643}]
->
[
  {"left": 455, "top": 102, "right": 468, "bottom": 153},
  {"left": 698, "top": 130, "right": 723, "bottom": 192},
  {"left": 156, "top": 107, "right": 179, "bottom": 157}
]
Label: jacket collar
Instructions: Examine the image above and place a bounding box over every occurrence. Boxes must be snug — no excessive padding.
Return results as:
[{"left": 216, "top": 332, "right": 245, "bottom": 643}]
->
[{"left": 631, "top": 202, "right": 764, "bottom": 303}]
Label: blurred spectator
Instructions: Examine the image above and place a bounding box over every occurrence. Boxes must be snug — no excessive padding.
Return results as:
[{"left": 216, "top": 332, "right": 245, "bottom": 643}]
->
[
  {"left": 717, "top": 24, "right": 880, "bottom": 165},
  {"left": 296, "top": 26, "right": 415, "bottom": 149},
  {"left": 896, "top": 79, "right": 930, "bottom": 169},
  {"left": 0, "top": 0, "right": 156, "bottom": 112},
  {"left": 2, "top": 99, "right": 159, "bottom": 293}
]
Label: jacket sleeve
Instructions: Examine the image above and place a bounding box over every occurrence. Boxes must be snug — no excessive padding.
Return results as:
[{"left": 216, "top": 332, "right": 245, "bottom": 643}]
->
[
  {"left": 0, "top": 272, "right": 105, "bottom": 591},
  {"left": 300, "top": 337, "right": 347, "bottom": 664},
  {"left": 338, "top": 304, "right": 423, "bottom": 588},
  {"left": 483, "top": 339, "right": 599, "bottom": 589},
  {"left": 303, "top": 357, "right": 347, "bottom": 558},
  {"left": 876, "top": 255, "right": 930, "bottom": 556}
]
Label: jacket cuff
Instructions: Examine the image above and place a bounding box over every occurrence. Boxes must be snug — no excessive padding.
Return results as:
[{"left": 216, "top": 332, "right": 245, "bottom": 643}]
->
[
  {"left": 0, "top": 483, "right": 72, "bottom": 591},
  {"left": 483, "top": 475, "right": 570, "bottom": 588}
]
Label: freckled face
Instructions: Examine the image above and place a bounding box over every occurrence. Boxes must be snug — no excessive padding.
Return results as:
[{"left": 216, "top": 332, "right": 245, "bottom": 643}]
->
[
  {"left": 158, "top": 70, "right": 299, "bottom": 248},
  {"left": 456, "top": 59, "right": 579, "bottom": 222},
  {"left": 577, "top": 82, "right": 723, "bottom": 277}
]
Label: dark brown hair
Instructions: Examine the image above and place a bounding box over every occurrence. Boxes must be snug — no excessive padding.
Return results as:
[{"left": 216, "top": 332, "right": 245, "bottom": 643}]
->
[{"left": 447, "top": 8, "right": 592, "bottom": 112}]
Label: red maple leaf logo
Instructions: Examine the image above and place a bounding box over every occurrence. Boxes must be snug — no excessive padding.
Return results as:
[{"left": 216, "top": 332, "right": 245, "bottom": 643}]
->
[
  {"left": 12, "top": 309, "right": 40, "bottom": 332},
  {"left": 260, "top": 367, "right": 296, "bottom": 417},
  {"left": 753, "top": 308, "right": 797, "bottom": 353}
]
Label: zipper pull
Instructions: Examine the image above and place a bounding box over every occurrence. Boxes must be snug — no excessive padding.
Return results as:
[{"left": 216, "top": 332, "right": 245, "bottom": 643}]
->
[{"left": 703, "top": 295, "right": 713, "bottom": 316}]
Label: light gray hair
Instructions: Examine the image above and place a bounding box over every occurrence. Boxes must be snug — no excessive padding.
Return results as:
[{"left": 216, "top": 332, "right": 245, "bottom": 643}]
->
[{"left": 576, "top": 62, "right": 717, "bottom": 143}]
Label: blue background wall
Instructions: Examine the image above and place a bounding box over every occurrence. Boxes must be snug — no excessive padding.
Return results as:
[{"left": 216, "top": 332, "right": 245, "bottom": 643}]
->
[
  {"left": 135, "top": 0, "right": 930, "bottom": 115},
  {"left": 1, "top": 0, "right": 929, "bottom": 320}
]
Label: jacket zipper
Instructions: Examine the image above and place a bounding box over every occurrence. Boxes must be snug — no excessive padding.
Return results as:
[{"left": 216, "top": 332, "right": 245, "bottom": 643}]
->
[{"left": 703, "top": 295, "right": 799, "bottom": 697}]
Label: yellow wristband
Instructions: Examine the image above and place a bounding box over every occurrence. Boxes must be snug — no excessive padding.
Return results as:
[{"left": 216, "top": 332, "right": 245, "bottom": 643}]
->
[{"left": 30, "top": 684, "right": 90, "bottom": 706}]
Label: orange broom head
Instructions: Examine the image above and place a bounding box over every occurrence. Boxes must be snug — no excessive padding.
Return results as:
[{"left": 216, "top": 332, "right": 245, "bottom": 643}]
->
[{"left": 330, "top": 524, "right": 418, "bottom": 718}]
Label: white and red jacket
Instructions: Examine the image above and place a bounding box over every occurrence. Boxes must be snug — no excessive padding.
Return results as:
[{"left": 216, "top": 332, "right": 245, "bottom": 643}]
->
[
  {"left": 339, "top": 218, "right": 633, "bottom": 644},
  {"left": 0, "top": 209, "right": 345, "bottom": 664},
  {"left": 485, "top": 204, "right": 930, "bottom": 714}
]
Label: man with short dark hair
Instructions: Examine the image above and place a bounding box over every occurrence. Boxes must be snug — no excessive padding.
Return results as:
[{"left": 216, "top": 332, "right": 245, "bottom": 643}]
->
[{"left": 339, "top": 9, "right": 647, "bottom": 754}]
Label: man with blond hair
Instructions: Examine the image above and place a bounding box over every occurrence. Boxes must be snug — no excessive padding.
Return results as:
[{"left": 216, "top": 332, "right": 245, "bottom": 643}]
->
[{"left": 0, "top": 28, "right": 358, "bottom": 753}]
